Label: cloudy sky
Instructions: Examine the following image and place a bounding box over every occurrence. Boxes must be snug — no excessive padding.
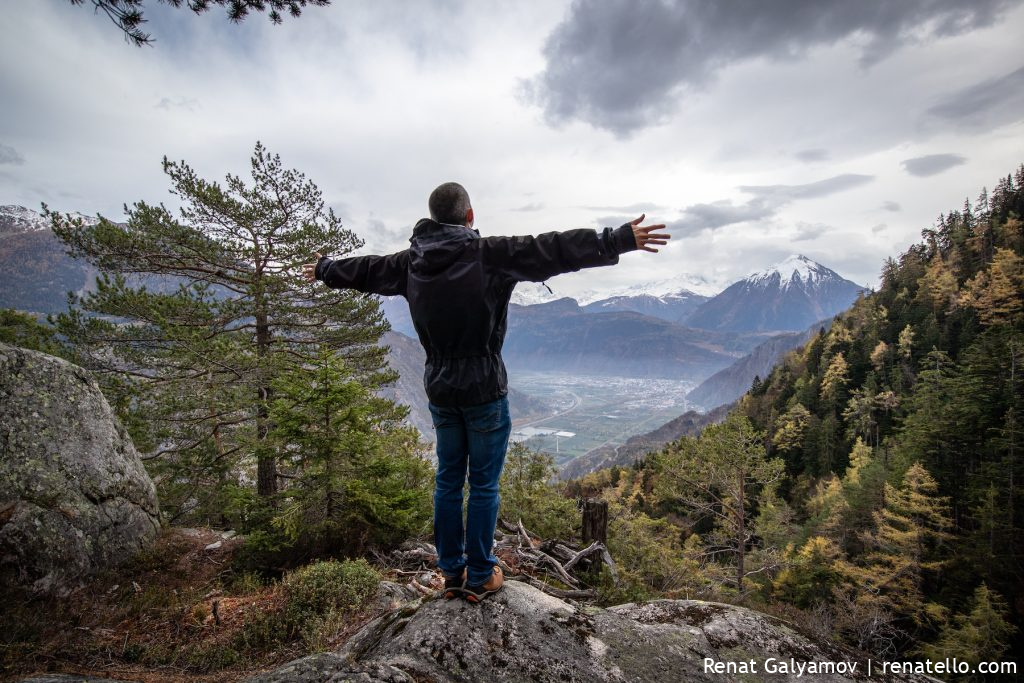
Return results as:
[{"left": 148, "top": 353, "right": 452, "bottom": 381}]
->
[{"left": 2, "top": 0, "right": 1023, "bottom": 297}]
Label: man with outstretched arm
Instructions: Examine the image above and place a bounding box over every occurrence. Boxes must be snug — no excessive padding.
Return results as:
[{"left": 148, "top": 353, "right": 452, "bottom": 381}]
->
[{"left": 303, "top": 182, "right": 669, "bottom": 603}]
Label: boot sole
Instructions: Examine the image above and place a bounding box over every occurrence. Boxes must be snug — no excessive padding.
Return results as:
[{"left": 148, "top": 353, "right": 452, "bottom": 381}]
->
[{"left": 464, "top": 586, "right": 503, "bottom": 603}]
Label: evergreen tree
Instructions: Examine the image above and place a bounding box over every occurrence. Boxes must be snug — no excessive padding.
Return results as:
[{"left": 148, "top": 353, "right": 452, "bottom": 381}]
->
[
  {"left": 804, "top": 474, "right": 849, "bottom": 545},
  {"left": 47, "top": 143, "right": 393, "bottom": 522},
  {"left": 654, "top": 413, "right": 784, "bottom": 593},
  {"left": 500, "top": 442, "right": 579, "bottom": 540},
  {"left": 0, "top": 309, "right": 68, "bottom": 357},
  {"left": 959, "top": 247, "right": 1024, "bottom": 326},
  {"left": 839, "top": 462, "right": 953, "bottom": 629},
  {"left": 266, "top": 348, "right": 432, "bottom": 555},
  {"left": 916, "top": 583, "right": 1017, "bottom": 681},
  {"left": 772, "top": 536, "right": 843, "bottom": 608},
  {"left": 70, "top": 0, "right": 330, "bottom": 46}
]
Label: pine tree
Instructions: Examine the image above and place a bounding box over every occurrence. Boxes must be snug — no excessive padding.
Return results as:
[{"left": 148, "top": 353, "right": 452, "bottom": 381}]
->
[
  {"left": 919, "top": 255, "right": 959, "bottom": 316},
  {"left": 772, "top": 402, "right": 810, "bottom": 455},
  {"left": 654, "top": 413, "right": 784, "bottom": 593},
  {"left": 959, "top": 247, "right": 1024, "bottom": 326},
  {"left": 772, "top": 536, "right": 843, "bottom": 608},
  {"left": 916, "top": 583, "right": 1017, "bottom": 680},
  {"left": 840, "top": 437, "right": 885, "bottom": 541},
  {"left": 839, "top": 462, "right": 953, "bottom": 628},
  {"left": 47, "top": 143, "right": 393, "bottom": 522},
  {"left": 804, "top": 474, "right": 849, "bottom": 544},
  {"left": 69, "top": 0, "right": 330, "bottom": 46},
  {"left": 821, "top": 352, "right": 850, "bottom": 408},
  {"left": 266, "top": 348, "right": 431, "bottom": 555},
  {"left": 500, "top": 442, "right": 579, "bottom": 540}
]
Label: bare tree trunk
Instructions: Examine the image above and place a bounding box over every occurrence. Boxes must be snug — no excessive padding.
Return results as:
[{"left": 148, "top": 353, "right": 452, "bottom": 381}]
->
[
  {"left": 582, "top": 498, "right": 608, "bottom": 545},
  {"left": 255, "top": 306, "right": 276, "bottom": 498},
  {"left": 736, "top": 475, "right": 745, "bottom": 594}
]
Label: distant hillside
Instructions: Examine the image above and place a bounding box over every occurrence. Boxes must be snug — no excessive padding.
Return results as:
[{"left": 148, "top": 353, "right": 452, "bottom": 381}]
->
[
  {"left": 560, "top": 403, "right": 731, "bottom": 480},
  {"left": 380, "top": 295, "right": 755, "bottom": 383},
  {"left": 0, "top": 206, "right": 99, "bottom": 314},
  {"left": 685, "top": 254, "right": 867, "bottom": 333},
  {"left": 0, "top": 205, "right": 221, "bottom": 315},
  {"left": 503, "top": 298, "right": 743, "bottom": 380},
  {"left": 686, "top": 319, "right": 833, "bottom": 410}
]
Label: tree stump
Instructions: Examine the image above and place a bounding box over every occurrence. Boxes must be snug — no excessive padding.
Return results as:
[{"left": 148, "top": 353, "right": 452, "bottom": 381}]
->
[{"left": 581, "top": 498, "right": 608, "bottom": 545}]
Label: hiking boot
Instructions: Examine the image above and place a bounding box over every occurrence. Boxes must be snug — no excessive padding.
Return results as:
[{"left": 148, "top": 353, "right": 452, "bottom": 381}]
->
[
  {"left": 464, "top": 565, "right": 504, "bottom": 604},
  {"left": 442, "top": 568, "right": 467, "bottom": 600}
]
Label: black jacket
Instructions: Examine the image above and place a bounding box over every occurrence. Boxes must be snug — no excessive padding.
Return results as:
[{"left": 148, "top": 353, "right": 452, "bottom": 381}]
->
[{"left": 315, "top": 219, "right": 637, "bottom": 407}]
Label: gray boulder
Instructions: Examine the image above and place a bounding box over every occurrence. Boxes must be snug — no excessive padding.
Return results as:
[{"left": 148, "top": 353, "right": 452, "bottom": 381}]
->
[
  {"left": 244, "top": 580, "right": 938, "bottom": 683},
  {"left": 0, "top": 343, "right": 160, "bottom": 596}
]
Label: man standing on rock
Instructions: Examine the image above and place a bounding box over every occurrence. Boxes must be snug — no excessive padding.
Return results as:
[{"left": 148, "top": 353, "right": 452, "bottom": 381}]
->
[{"left": 304, "top": 182, "right": 668, "bottom": 602}]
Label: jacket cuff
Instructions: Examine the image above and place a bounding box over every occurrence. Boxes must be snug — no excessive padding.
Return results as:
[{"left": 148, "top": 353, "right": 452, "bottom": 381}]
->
[
  {"left": 612, "top": 223, "right": 638, "bottom": 254},
  {"left": 314, "top": 255, "right": 332, "bottom": 281}
]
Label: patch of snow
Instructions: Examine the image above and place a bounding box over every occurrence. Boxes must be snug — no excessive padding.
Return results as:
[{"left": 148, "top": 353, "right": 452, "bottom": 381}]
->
[
  {"left": 511, "top": 281, "right": 565, "bottom": 306},
  {"left": 576, "top": 273, "right": 719, "bottom": 304},
  {"left": 0, "top": 204, "right": 98, "bottom": 232},
  {"left": 747, "top": 254, "right": 834, "bottom": 289}
]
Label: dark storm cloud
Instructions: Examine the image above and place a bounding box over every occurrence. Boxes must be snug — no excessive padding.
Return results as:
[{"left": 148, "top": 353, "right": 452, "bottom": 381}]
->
[
  {"left": 0, "top": 143, "right": 25, "bottom": 165},
  {"left": 739, "top": 174, "right": 874, "bottom": 200},
  {"left": 900, "top": 153, "right": 967, "bottom": 177},
  {"left": 794, "top": 148, "right": 830, "bottom": 163},
  {"left": 525, "top": 0, "right": 1015, "bottom": 134},
  {"left": 926, "top": 65, "right": 1024, "bottom": 131}
]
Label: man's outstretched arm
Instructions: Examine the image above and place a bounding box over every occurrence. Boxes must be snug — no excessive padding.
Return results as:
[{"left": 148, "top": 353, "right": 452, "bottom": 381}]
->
[
  {"left": 481, "top": 214, "right": 669, "bottom": 283},
  {"left": 302, "top": 251, "right": 409, "bottom": 296}
]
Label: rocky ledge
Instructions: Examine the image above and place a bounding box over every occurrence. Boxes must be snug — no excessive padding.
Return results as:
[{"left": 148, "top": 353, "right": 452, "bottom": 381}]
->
[{"left": 245, "top": 579, "right": 937, "bottom": 683}]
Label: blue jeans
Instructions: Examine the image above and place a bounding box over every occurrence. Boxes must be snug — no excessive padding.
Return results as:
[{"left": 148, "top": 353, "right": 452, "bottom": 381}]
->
[{"left": 429, "top": 395, "right": 512, "bottom": 587}]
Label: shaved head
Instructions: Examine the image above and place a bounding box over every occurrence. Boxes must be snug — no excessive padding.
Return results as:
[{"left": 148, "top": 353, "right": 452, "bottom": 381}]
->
[{"left": 429, "top": 182, "right": 472, "bottom": 226}]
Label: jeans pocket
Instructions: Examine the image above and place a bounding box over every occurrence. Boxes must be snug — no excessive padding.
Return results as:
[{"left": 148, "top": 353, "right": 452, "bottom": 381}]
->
[
  {"left": 429, "top": 403, "right": 461, "bottom": 430},
  {"left": 467, "top": 398, "right": 509, "bottom": 434}
]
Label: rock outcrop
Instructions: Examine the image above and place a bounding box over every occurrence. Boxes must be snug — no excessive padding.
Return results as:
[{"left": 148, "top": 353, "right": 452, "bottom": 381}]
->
[
  {"left": 0, "top": 343, "right": 160, "bottom": 596},
  {"left": 245, "top": 580, "right": 937, "bottom": 683}
]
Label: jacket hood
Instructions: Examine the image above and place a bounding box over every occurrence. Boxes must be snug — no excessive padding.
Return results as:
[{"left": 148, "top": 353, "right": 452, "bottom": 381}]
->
[{"left": 409, "top": 218, "right": 480, "bottom": 274}]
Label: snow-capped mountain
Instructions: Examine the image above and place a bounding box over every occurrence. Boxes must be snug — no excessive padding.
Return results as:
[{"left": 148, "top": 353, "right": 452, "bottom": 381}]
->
[
  {"left": 571, "top": 273, "right": 718, "bottom": 323},
  {"left": 511, "top": 281, "right": 562, "bottom": 306},
  {"left": 684, "top": 254, "right": 867, "bottom": 333},
  {"left": 747, "top": 254, "right": 834, "bottom": 289},
  {"left": 0, "top": 204, "right": 97, "bottom": 234},
  {"left": 580, "top": 290, "right": 709, "bottom": 324},
  {"left": 576, "top": 273, "right": 719, "bottom": 305}
]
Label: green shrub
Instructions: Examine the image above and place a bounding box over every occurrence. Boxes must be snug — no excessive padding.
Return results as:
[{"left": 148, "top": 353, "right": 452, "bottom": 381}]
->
[
  {"left": 282, "top": 559, "right": 380, "bottom": 625},
  {"left": 183, "top": 643, "right": 241, "bottom": 672},
  {"left": 233, "top": 608, "right": 290, "bottom": 650},
  {"left": 500, "top": 443, "right": 578, "bottom": 539}
]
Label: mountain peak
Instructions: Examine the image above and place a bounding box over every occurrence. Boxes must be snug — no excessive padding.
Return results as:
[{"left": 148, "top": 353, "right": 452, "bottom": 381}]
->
[
  {"left": 748, "top": 254, "right": 834, "bottom": 288},
  {"left": 687, "top": 255, "right": 865, "bottom": 333},
  {"left": 1, "top": 204, "right": 97, "bottom": 234}
]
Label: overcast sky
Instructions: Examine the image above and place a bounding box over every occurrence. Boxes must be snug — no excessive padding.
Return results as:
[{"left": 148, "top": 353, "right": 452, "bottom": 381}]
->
[{"left": 2, "top": 0, "right": 1023, "bottom": 297}]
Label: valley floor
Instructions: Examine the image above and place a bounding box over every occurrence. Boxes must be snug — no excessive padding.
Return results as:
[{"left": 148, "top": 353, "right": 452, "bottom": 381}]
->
[{"left": 507, "top": 371, "right": 697, "bottom": 466}]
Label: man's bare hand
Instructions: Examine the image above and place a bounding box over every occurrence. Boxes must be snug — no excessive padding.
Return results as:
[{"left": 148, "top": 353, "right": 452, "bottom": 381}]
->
[
  {"left": 302, "top": 252, "right": 323, "bottom": 282},
  {"left": 630, "top": 214, "right": 670, "bottom": 253}
]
